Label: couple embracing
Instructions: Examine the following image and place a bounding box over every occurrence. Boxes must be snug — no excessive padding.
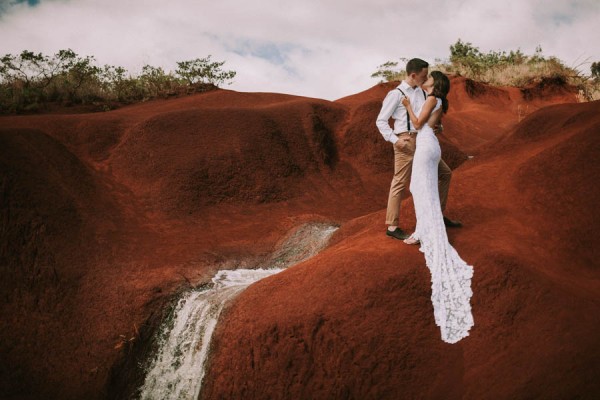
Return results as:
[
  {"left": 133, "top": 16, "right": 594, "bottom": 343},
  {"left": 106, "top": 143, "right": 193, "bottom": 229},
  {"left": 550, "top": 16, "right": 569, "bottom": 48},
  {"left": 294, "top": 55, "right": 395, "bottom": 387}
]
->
[{"left": 376, "top": 58, "right": 474, "bottom": 344}]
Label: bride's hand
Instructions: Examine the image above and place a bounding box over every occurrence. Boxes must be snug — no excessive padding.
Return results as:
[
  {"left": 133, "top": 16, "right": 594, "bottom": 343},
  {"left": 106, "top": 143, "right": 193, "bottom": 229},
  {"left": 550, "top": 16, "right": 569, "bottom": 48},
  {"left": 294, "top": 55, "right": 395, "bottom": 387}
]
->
[{"left": 401, "top": 96, "right": 410, "bottom": 107}]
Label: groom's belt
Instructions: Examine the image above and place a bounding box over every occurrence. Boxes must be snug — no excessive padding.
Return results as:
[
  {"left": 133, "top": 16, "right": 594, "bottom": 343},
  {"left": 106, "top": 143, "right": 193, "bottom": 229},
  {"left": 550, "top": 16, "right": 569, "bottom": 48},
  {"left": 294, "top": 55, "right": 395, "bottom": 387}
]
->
[{"left": 395, "top": 130, "right": 419, "bottom": 135}]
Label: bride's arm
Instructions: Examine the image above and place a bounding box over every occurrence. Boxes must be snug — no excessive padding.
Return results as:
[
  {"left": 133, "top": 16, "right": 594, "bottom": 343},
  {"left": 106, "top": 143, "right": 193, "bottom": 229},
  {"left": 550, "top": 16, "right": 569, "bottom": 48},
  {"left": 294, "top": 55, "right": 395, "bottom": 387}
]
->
[{"left": 402, "top": 96, "right": 437, "bottom": 130}]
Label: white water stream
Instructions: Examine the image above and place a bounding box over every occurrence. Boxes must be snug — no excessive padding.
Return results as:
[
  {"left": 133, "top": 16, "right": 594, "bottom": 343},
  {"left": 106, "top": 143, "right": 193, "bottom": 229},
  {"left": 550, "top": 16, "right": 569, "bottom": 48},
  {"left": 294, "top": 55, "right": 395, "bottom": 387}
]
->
[{"left": 139, "top": 223, "right": 338, "bottom": 400}]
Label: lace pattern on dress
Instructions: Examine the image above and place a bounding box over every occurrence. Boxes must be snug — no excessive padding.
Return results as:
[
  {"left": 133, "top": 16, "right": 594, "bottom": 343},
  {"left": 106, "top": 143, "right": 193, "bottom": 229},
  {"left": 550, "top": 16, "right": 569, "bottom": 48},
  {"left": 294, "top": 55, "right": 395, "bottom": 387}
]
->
[{"left": 409, "top": 98, "right": 474, "bottom": 344}]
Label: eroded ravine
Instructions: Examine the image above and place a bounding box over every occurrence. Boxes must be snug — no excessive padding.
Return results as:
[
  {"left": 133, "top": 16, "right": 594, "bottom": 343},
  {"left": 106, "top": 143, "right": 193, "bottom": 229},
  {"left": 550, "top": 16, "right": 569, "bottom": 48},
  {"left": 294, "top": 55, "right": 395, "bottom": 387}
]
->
[{"left": 137, "top": 222, "right": 338, "bottom": 400}]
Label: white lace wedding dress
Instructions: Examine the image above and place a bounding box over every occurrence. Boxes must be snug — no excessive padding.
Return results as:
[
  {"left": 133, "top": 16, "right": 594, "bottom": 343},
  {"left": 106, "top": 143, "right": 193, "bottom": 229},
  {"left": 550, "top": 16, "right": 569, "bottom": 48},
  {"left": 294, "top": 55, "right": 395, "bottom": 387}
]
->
[{"left": 410, "top": 97, "right": 474, "bottom": 344}]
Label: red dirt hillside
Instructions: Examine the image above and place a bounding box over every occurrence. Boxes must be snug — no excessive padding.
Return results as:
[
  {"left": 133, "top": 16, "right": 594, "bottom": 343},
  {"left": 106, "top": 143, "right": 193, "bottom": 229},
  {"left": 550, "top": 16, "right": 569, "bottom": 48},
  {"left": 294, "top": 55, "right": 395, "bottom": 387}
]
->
[
  {"left": 0, "top": 77, "right": 586, "bottom": 400},
  {"left": 202, "top": 100, "right": 600, "bottom": 399}
]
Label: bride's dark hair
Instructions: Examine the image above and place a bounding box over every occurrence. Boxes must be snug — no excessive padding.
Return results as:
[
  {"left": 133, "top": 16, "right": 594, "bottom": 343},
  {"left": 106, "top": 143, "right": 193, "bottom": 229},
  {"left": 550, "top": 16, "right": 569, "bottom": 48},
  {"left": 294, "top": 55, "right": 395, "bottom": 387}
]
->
[{"left": 430, "top": 71, "right": 450, "bottom": 113}]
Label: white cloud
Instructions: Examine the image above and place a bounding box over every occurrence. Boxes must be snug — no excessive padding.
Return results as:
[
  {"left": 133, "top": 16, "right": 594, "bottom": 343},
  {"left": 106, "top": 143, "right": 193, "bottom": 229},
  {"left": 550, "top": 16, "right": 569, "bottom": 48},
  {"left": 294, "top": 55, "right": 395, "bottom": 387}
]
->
[{"left": 0, "top": 0, "right": 598, "bottom": 100}]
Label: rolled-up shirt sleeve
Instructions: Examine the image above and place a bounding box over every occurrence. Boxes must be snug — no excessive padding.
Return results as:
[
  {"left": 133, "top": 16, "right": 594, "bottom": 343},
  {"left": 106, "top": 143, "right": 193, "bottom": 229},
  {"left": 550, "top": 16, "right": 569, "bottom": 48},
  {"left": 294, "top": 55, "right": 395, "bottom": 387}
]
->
[{"left": 376, "top": 90, "right": 400, "bottom": 144}]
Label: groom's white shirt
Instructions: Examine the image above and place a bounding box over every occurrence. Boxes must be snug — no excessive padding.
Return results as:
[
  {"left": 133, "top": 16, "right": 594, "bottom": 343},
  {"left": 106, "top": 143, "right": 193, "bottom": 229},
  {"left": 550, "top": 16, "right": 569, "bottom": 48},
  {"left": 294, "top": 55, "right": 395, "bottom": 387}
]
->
[{"left": 376, "top": 80, "right": 427, "bottom": 144}]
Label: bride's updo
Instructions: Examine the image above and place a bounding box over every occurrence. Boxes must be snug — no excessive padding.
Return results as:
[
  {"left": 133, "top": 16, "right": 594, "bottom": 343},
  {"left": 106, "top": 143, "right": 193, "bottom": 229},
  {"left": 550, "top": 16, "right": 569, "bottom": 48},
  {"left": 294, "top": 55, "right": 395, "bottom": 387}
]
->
[{"left": 430, "top": 71, "right": 450, "bottom": 113}]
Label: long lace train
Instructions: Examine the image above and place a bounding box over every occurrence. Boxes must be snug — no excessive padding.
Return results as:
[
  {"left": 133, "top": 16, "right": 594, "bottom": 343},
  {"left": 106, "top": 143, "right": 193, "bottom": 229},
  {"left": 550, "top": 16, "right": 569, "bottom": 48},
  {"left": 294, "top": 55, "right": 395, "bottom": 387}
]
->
[{"left": 410, "top": 103, "right": 474, "bottom": 343}]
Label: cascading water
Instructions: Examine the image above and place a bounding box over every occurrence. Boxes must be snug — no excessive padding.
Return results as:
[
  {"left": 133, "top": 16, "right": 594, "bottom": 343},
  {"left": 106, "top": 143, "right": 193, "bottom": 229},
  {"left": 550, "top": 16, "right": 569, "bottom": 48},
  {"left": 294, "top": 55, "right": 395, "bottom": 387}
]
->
[{"left": 138, "top": 223, "right": 338, "bottom": 400}]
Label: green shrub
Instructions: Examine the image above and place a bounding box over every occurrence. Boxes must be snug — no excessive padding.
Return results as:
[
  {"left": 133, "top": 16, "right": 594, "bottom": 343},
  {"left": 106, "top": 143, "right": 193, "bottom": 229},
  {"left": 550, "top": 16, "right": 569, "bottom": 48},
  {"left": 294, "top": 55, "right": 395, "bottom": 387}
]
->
[
  {"left": 592, "top": 62, "right": 600, "bottom": 80},
  {"left": 372, "top": 39, "right": 599, "bottom": 101},
  {"left": 444, "top": 40, "right": 576, "bottom": 85},
  {"left": 371, "top": 60, "right": 406, "bottom": 83},
  {"left": 0, "top": 49, "right": 236, "bottom": 114},
  {"left": 175, "top": 55, "right": 236, "bottom": 87}
]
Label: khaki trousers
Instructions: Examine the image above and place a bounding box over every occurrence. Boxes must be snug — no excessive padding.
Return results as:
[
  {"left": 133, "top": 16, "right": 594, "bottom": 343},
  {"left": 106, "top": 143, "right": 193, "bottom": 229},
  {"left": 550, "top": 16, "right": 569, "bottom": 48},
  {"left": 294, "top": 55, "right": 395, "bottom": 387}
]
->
[{"left": 385, "top": 132, "right": 452, "bottom": 226}]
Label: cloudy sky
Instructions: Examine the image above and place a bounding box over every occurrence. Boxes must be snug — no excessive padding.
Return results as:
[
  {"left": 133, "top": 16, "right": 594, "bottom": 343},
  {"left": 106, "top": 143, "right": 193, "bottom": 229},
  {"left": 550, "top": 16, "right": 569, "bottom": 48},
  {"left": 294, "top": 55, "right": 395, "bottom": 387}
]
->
[{"left": 0, "top": 0, "right": 598, "bottom": 100}]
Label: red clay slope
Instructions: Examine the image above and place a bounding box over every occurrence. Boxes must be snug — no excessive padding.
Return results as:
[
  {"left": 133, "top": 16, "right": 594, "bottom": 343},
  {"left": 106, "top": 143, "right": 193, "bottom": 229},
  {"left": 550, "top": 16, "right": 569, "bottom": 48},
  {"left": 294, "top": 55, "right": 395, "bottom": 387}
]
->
[
  {"left": 337, "top": 76, "right": 578, "bottom": 159},
  {"left": 0, "top": 79, "right": 582, "bottom": 399},
  {"left": 0, "top": 90, "right": 362, "bottom": 399},
  {"left": 0, "top": 128, "right": 127, "bottom": 399},
  {"left": 202, "top": 100, "right": 600, "bottom": 399}
]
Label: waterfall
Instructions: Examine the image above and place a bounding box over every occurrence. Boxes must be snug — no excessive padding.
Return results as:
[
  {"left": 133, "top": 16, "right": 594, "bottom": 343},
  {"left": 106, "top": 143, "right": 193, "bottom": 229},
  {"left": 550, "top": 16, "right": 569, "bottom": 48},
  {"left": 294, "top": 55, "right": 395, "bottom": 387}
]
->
[{"left": 139, "top": 223, "right": 338, "bottom": 400}]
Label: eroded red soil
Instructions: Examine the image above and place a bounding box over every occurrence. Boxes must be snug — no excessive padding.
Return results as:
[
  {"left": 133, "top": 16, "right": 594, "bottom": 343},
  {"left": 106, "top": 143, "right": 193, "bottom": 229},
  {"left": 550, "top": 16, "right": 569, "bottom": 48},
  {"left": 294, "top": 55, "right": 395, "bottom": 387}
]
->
[{"left": 2, "top": 77, "right": 597, "bottom": 399}]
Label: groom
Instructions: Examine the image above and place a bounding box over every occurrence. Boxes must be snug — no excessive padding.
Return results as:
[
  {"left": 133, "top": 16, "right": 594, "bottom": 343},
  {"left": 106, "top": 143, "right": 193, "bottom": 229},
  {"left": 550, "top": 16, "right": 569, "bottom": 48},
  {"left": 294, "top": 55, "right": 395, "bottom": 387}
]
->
[{"left": 376, "top": 58, "right": 461, "bottom": 240}]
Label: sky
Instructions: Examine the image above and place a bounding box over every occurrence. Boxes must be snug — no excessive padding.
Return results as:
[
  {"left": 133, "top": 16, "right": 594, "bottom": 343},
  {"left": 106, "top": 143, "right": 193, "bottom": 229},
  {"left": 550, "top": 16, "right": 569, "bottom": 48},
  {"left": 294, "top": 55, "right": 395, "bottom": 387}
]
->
[{"left": 0, "top": 0, "right": 598, "bottom": 100}]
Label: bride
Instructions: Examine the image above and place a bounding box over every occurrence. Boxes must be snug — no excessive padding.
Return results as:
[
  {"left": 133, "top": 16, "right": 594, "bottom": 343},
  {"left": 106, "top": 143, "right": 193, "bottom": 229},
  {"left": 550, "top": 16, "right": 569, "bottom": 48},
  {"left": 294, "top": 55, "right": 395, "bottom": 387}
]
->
[{"left": 401, "top": 71, "right": 474, "bottom": 344}]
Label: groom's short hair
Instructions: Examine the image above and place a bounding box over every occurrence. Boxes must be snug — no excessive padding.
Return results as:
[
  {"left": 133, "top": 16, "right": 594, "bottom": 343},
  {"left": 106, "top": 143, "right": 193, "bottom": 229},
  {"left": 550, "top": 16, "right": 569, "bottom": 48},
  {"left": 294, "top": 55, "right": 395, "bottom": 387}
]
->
[{"left": 406, "top": 58, "right": 429, "bottom": 74}]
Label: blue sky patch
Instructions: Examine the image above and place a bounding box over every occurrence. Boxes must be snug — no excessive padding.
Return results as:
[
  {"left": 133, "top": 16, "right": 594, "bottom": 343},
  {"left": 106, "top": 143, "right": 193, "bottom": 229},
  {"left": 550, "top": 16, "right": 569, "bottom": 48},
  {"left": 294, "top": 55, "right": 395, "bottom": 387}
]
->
[
  {"left": 0, "top": 0, "right": 40, "bottom": 15},
  {"left": 229, "top": 40, "right": 301, "bottom": 66}
]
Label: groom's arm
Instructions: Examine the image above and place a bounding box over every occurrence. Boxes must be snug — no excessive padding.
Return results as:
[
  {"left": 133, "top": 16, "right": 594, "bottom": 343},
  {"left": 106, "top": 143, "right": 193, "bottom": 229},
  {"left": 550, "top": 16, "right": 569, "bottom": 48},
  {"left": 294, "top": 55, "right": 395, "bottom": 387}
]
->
[{"left": 376, "top": 90, "right": 401, "bottom": 145}]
